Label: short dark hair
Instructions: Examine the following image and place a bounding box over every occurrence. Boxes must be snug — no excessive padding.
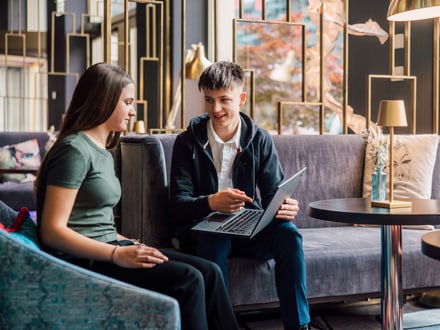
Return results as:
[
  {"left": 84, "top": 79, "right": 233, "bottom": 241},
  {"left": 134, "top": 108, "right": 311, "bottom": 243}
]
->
[{"left": 198, "top": 61, "right": 244, "bottom": 91}]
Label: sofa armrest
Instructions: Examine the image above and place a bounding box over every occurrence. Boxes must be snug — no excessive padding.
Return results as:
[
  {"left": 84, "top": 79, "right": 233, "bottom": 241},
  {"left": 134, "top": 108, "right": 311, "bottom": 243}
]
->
[
  {"left": 119, "top": 134, "right": 173, "bottom": 247},
  {"left": 0, "top": 230, "right": 180, "bottom": 329}
]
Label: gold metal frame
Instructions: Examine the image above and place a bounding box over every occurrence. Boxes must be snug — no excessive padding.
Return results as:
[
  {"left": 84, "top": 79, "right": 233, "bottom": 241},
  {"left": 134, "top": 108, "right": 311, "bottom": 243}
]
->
[
  {"left": 388, "top": 18, "right": 439, "bottom": 134},
  {"left": 126, "top": 1, "right": 166, "bottom": 129},
  {"left": 180, "top": 0, "right": 186, "bottom": 129},
  {"left": 3, "top": 0, "right": 438, "bottom": 134},
  {"left": 2, "top": 0, "right": 48, "bottom": 131},
  {"left": 233, "top": 0, "right": 348, "bottom": 135},
  {"left": 4, "top": 33, "right": 26, "bottom": 127},
  {"left": 367, "top": 74, "right": 417, "bottom": 134},
  {"left": 243, "top": 69, "right": 255, "bottom": 119},
  {"left": 277, "top": 101, "right": 323, "bottom": 135},
  {"left": 433, "top": 17, "right": 439, "bottom": 133},
  {"left": 233, "top": 18, "right": 307, "bottom": 131}
]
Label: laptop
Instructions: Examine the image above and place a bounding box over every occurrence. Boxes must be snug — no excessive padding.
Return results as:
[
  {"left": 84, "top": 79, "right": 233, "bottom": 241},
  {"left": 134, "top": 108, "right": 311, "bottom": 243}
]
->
[{"left": 191, "top": 167, "right": 307, "bottom": 239}]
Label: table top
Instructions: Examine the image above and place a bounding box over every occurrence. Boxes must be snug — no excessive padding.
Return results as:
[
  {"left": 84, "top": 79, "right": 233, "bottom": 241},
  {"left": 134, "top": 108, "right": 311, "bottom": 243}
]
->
[
  {"left": 308, "top": 198, "right": 440, "bottom": 226},
  {"left": 421, "top": 231, "right": 440, "bottom": 261}
]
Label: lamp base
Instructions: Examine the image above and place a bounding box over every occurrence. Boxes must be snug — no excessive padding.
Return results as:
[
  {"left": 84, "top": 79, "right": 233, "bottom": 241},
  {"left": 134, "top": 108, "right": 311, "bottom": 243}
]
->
[{"left": 371, "top": 200, "right": 412, "bottom": 209}]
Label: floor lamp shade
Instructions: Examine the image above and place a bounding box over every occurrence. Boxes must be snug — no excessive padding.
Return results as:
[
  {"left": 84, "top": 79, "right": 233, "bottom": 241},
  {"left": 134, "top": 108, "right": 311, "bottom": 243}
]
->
[{"left": 388, "top": 0, "right": 440, "bottom": 21}]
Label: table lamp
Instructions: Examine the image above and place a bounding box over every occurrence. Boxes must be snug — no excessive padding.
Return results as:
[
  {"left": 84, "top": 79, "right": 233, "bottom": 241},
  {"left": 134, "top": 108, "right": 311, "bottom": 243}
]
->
[{"left": 371, "top": 100, "right": 412, "bottom": 208}]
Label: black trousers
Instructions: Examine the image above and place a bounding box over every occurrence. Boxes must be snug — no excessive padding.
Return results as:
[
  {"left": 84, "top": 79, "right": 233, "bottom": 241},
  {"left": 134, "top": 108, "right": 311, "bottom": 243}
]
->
[{"left": 68, "top": 246, "right": 239, "bottom": 330}]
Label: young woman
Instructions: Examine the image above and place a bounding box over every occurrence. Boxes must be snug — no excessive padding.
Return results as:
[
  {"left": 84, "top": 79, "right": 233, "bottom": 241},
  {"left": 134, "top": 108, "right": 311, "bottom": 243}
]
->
[{"left": 36, "top": 62, "right": 239, "bottom": 330}]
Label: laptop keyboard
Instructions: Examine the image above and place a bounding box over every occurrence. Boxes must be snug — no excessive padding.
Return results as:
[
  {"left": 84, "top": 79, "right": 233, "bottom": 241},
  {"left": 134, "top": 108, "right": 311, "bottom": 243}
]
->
[{"left": 215, "top": 209, "right": 262, "bottom": 234}]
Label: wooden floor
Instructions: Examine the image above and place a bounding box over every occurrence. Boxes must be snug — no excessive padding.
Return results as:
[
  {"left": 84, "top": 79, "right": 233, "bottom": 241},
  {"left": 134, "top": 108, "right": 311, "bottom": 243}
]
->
[{"left": 237, "top": 294, "right": 440, "bottom": 330}]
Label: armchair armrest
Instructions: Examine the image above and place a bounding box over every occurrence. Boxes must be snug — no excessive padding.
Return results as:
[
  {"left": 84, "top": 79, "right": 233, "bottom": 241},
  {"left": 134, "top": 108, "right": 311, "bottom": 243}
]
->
[
  {"left": 0, "top": 230, "right": 180, "bottom": 329},
  {"left": 119, "top": 134, "right": 173, "bottom": 247}
]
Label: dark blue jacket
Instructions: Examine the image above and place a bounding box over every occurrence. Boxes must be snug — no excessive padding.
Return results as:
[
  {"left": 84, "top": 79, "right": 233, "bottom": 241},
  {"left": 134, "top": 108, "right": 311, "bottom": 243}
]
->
[{"left": 169, "top": 112, "right": 284, "bottom": 227}]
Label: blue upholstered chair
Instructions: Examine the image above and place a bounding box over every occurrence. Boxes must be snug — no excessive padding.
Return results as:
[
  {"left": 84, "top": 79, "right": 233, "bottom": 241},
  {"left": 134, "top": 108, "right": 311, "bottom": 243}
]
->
[{"left": 0, "top": 201, "right": 180, "bottom": 329}]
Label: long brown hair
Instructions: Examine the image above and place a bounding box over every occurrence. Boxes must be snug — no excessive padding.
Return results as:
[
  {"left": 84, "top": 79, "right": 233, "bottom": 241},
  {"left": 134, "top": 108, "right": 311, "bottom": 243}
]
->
[
  {"left": 57, "top": 62, "right": 134, "bottom": 148},
  {"left": 35, "top": 63, "right": 134, "bottom": 217}
]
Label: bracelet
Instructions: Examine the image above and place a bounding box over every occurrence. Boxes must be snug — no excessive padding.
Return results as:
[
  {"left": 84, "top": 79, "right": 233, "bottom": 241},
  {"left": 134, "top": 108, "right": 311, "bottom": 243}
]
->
[{"left": 110, "top": 245, "right": 118, "bottom": 264}]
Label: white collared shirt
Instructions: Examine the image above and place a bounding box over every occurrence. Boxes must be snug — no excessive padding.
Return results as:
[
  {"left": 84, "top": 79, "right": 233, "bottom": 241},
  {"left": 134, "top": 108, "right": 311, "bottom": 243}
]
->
[{"left": 207, "top": 119, "right": 241, "bottom": 191}]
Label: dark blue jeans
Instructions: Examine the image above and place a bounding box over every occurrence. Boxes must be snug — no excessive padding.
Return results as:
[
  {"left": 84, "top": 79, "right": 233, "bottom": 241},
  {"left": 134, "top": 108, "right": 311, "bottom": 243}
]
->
[{"left": 185, "top": 220, "right": 310, "bottom": 328}]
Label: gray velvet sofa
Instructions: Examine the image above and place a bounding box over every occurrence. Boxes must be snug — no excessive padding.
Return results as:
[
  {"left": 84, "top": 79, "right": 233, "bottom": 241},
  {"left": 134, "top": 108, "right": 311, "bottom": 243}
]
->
[
  {"left": 0, "top": 132, "right": 50, "bottom": 211},
  {"left": 116, "top": 133, "right": 440, "bottom": 312}
]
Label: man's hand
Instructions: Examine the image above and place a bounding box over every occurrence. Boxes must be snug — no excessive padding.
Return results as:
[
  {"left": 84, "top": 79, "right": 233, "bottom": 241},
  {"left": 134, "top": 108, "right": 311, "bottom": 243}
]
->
[
  {"left": 208, "top": 188, "right": 253, "bottom": 213},
  {"left": 275, "top": 197, "right": 299, "bottom": 222}
]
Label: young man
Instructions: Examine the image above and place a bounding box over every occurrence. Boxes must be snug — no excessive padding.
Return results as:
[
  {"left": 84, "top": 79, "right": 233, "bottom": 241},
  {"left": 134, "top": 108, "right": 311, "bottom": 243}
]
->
[{"left": 169, "top": 61, "right": 310, "bottom": 330}]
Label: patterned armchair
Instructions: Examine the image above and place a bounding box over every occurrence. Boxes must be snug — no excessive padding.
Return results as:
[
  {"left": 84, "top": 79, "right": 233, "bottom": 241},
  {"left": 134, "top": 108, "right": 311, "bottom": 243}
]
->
[{"left": 0, "top": 202, "right": 180, "bottom": 329}]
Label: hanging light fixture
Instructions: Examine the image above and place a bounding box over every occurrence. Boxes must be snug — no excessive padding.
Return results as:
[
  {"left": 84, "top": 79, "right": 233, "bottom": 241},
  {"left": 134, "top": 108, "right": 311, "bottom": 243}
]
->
[{"left": 388, "top": 0, "right": 440, "bottom": 21}]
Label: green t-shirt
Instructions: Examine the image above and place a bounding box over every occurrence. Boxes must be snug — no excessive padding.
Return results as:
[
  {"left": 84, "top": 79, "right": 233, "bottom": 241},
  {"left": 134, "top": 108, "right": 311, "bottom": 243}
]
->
[{"left": 39, "top": 132, "right": 120, "bottom": 243}]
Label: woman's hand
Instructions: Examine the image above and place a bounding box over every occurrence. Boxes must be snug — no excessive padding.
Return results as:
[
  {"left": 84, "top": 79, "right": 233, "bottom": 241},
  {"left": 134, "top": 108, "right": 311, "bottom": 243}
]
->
[
  {"left": 111, "top": 244, "right": 168, "bottom": 269},
  {"left": 275, "top": 198, "right": 299, "bottom": 222}
]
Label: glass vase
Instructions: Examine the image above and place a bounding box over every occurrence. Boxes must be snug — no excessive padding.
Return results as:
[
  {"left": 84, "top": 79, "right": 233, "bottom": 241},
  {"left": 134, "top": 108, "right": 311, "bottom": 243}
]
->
[{"left": 371, "top": 167, "right": 387, "bottom": 201}]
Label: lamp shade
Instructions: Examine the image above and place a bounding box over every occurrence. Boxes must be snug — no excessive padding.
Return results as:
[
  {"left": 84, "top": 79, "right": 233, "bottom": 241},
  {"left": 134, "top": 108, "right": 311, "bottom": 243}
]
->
[
  {"left": 185, "top": 43, "right": 212, "bottom": 80},
  {"left": 377, "top": 100, "right": 408, "bottom": 127},
  {"left": 388, "top": 0, "right": 440, "bottom": 21}
]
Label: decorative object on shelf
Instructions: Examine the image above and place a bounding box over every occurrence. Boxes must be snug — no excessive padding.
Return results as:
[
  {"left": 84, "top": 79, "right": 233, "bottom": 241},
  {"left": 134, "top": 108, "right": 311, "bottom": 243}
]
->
[
  {"left": 185, "top": 43, "right": 212, "bottom": 80},
  {"left": 165, "top": 43, "right": 211, "bottom": 130},
  {"left": 371, "top": 100, "right": 412, "bottom": 208},
  {"left": 133, "top": 120, "right": 146, "bottom": 134},
  {"left": 388, "top": 0, "right": 440, "bottom": 21},
  {"left": 371, "top": 167, "right": 387, "bottom": 201}
]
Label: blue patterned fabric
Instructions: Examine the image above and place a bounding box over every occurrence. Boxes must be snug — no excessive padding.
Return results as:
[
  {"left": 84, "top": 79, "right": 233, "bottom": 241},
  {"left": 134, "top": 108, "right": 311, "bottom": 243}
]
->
[
  {"left": 0, "top": 206, "right": 39, "bottom": 249},
  {"left": 0, "top": 208, "right": 180, "bottom": 329}
]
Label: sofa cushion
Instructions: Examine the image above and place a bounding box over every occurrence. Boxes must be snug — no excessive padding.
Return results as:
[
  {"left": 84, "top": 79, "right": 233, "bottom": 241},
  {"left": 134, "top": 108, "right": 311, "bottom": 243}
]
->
[
  {"left": 272, "top": 135, "right": 366, "bottom": 229},
  {"left": 0, "top": 138, "right": 41, "bottom": 183},
  {"left": 363, "top": 134, "right": 439, "bottom": 200},
  {"left": 227, "top": 226, "right": 440, "bottom": 308},
  {"left": 362, "top": 134, "right": 439, "bottom": 230}
]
